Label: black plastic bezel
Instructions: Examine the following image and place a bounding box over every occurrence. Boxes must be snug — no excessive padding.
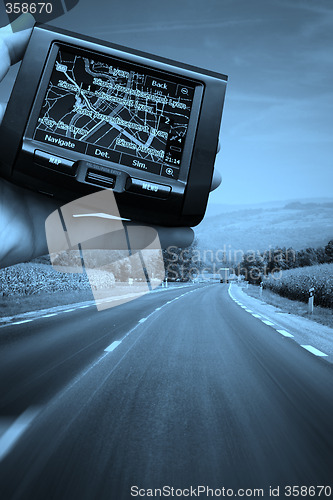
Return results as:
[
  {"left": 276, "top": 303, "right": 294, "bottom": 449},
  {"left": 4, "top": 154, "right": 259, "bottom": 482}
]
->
[{"left": 0, "top": 24, "right": 227, "bottom": 227}]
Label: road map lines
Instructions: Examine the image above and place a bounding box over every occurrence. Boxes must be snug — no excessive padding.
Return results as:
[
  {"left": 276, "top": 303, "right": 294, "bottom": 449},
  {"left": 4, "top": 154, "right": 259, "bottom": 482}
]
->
[{"left": 34, "top": 49, "right": 194, "bottom": 177}]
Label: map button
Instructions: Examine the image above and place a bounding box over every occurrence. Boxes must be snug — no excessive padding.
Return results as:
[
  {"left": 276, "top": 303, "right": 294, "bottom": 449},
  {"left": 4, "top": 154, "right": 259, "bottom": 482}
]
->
[
  {"left": 34, "top": 150, "right": 76, "bottom": 175},
  {"left": 125, "top": 178, "right": 171, "bottom": 199},
  {"left": 121, "top": 154, "right": 162, "bottom": 175}
]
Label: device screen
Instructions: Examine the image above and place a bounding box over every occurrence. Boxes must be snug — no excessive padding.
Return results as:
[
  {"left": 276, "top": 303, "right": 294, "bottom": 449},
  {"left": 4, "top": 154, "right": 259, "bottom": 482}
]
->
[{"left": 33, "top": 47, "right": 197, "bottom": 180}]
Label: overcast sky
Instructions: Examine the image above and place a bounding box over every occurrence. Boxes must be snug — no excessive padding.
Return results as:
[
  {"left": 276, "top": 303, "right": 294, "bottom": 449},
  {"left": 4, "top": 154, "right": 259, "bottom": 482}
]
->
[{"left": 1, "top": 0, "right": 332, "bottom": 205}]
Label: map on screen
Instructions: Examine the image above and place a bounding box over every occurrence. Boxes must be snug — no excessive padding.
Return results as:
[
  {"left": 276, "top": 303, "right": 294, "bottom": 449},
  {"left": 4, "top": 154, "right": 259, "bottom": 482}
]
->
[{"left": 34, "top": 48, "right": 196, "bottom": 179}]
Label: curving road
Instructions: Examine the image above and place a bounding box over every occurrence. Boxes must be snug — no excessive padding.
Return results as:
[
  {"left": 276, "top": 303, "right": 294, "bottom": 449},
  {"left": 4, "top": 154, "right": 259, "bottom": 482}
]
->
[{"left": 0, "top": 283, "right": 332, "bottom": 499}]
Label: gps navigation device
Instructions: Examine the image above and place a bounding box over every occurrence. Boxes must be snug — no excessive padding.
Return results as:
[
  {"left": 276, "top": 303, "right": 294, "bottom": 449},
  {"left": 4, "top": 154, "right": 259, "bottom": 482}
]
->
[{"left": 0, "top": 24, "right": 227, "bottom": 226}]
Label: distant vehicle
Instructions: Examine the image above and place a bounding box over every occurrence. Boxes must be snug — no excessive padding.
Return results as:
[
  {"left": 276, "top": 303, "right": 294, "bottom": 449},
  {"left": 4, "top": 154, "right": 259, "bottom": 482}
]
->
[{"left": 220, "top": 268, "right": 230, "bottom": 283}]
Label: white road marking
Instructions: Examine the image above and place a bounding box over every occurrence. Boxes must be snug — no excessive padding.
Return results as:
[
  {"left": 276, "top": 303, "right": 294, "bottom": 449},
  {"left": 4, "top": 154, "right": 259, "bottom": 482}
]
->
[
  {"left": 1, "top": 285, "right": 202, "bottom": 329},
  {"left": 228, "top": 284, "right": 330, "bottom": 360},
  {"left": 104, "top": 287, "right": 202, "bottom": 356},
  {"left": 42, "top": 313, "right": 58, "bottom": 318},
  {"left": 0, "top": 407, "right": 40, "bottom": 461},
  {"left": 301, "top": 345, "right": 328, "bottom": 357},
  {"left": 245, "top": 309, "right": 253, "bottom": 313},
  {"left": 104, "top": 341, "right": 122, "bottom": 352},
  {"left": 277, "top": 329, "right": 294, "bottom": 338},
  {"left": 11, "top": 319, "right": 33, "bottom": 326}
]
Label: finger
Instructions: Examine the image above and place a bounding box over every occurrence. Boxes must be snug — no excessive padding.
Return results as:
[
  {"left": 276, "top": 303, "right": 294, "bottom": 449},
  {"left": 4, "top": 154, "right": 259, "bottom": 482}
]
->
[
  {"left": 122, "top": 223, "right": 194, "bottom": 249},
  {"left": 2, "top": 14, "right": 34, "bottom": 64},
  {"left": 70, "top": 223, "right": 195, "bottom": 251},
  {"left": 210, "top": 169, "right": 222, "bottom": 191},
  {"left": 0, "top": 26, "right": 32, "bottom": 80},
  {"left": 153, "top": 226, "right": 194, "bottom": 249},
  {"left": 5, "top": 12, "right": 35, "bottom": 34}
]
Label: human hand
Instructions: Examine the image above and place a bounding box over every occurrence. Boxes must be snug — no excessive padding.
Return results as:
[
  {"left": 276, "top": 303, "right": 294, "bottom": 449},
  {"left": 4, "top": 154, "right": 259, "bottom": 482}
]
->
[
  {"left": 0, "top": 15, "right": 222, "bottom": 269},
  {"left": 0, "top": 15, "right": 63, "bottom": 268}
]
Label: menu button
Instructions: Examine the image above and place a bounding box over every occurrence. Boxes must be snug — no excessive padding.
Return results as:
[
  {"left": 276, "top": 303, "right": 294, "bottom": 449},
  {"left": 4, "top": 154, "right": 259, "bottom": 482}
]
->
[{"left": 125, "top": 178, "right": 171, "bottom": 199}]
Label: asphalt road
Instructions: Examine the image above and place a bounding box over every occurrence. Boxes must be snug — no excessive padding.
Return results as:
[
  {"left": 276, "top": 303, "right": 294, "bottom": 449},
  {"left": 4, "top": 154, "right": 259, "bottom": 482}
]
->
[{"left": 0, "top": 284, "right": 332, "bottom": 500}]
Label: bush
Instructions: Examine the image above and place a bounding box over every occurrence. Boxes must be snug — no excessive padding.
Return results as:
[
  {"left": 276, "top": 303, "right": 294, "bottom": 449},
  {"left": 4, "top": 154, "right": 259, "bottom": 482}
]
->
[
  {"left": 0, "top": 262, "right": 115, "bottom": 297},
  {"left": 264, "top": 263, "right": 333, "bottom": 308}
]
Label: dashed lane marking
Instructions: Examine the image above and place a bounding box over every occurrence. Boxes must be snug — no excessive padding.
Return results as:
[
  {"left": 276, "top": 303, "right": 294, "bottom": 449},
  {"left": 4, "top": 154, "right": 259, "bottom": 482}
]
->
[
  {"left": 301, "top": 345, "right": 328, "bottom": 357},
  {"left": 104, "top": 341, "right": 122, "bottom": 352},
  {"left": 103, "top": 287, "right": 203, "bottom": 355},
  {"left": 0, "top": 285, "right": 203, "bottom": 329},
  {"left": 11, "top": 319, "right": 33, "bottom": 326},
  {"left": 228, "top": 283, "right": 330, "bottom": 360},
  {"left": 277, "top": 329, "right": 294, "bottom": 338}
]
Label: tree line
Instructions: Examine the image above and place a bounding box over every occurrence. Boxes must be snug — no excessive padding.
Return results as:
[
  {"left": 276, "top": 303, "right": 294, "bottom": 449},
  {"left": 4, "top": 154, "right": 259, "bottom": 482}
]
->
[
  {"left": 237, "top": 240, "right": 333, "bottom": 284},
  {"left": 162, "top": 240, "right": 333, "bottom": 284}
]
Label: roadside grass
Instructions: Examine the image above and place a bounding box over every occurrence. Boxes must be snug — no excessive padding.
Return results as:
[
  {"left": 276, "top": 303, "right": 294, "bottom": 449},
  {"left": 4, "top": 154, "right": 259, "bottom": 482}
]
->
[
  {"left": 242, "top": 284, "right": 333, "bottom": 329},
  {"left": 0, "top": 289, "right": 95, "bottom": 318},
  {"left": 264, "top": 263, "right": 333, "bottom": 309}
]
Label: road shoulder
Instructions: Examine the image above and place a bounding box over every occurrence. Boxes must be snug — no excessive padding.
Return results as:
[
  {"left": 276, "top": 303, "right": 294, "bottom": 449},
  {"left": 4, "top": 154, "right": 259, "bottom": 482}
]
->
[{"left": 229, "top": 283, "right": 333, "bottom": 362}]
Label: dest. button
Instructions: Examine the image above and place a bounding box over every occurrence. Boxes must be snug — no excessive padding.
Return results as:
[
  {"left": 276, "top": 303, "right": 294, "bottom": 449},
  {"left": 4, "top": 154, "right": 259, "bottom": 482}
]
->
[
  {"left": 125, "top": 178, "right": 171, "bottom": 199},
  {"left": 34, "top": 150, "right": 76, "bottom": 175}
]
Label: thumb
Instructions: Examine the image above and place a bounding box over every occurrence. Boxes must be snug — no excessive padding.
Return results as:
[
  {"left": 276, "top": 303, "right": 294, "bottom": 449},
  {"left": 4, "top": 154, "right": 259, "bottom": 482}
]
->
[{"left": 0, "top": 14, "right": 34, "bottom": 80}]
